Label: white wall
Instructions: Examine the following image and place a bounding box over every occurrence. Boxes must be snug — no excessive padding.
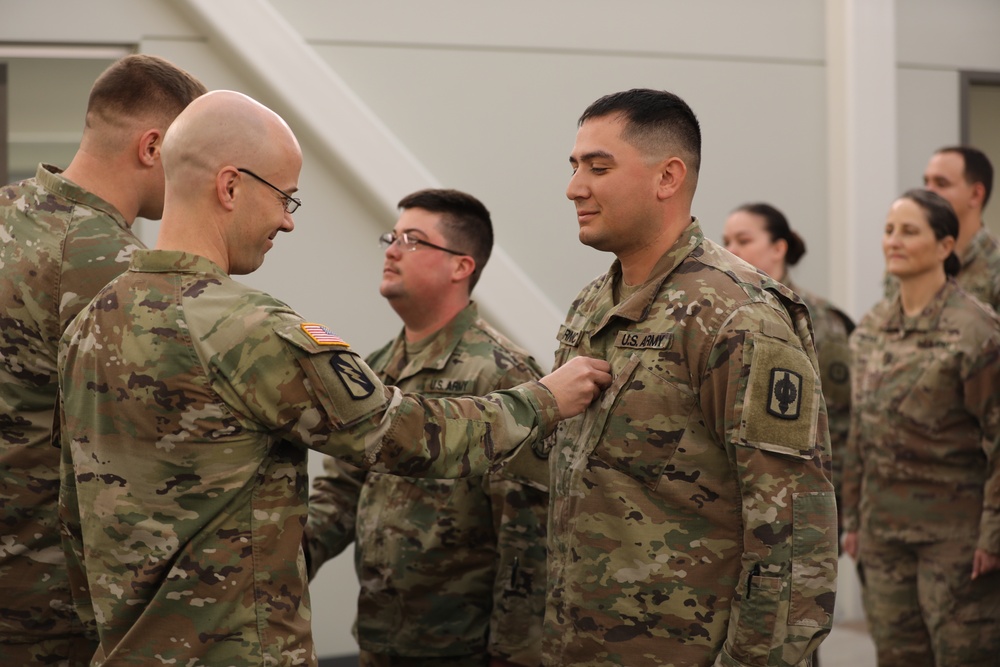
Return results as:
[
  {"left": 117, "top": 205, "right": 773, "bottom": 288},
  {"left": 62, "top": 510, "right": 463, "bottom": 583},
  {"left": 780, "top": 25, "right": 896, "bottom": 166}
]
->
[{"left": 4, "top": 0, "right": 1000, "bottom": 659}]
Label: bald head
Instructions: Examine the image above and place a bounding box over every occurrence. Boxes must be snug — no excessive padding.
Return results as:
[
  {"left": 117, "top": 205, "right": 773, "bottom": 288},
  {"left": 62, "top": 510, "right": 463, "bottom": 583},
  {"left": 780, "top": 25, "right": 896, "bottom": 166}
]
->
[
  {"left": 161, "top": 90, "right": 300, "bottom": 197},
  {"left": 157, "top": 91, "right": 303, "bottom": 275}
]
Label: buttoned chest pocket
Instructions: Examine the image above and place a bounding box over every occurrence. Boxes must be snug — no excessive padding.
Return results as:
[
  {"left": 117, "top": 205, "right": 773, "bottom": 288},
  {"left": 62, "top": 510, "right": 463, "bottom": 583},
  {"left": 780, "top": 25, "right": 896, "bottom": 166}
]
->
[{"left": 590, "top": 354, "right": 696, "bottom": 490}]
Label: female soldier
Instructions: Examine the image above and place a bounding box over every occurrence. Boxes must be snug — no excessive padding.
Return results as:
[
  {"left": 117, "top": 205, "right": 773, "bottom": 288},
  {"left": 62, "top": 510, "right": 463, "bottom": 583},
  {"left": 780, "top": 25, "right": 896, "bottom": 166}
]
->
[
  {"left": 843, "top": 188, "right": 1000, "bottom": 666},
  {"left": 723, "top": 202, "right": 853, "bottom": 528}
]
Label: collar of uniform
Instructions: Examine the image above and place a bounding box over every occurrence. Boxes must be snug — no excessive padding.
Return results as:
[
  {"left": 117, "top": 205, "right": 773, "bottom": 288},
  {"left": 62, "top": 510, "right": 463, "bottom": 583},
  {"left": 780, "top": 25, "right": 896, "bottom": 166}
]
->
[
  {"left": 883, "top": 278, "right": 955, "bottom": 333},
  {"left": 129, "top": 248, "right": 227, "bottom": 276},
  {"left": 384, "top": 301, "right": 479, "bottom": 383},
  {"left": 590, "top": 217, "right": 704, "bottom": 334},
  {"left": 35, "top": 163, "right": 129, "bottom": 229},
  {"left": 961, "top": 225, "right": 999, "bottom": 269}
]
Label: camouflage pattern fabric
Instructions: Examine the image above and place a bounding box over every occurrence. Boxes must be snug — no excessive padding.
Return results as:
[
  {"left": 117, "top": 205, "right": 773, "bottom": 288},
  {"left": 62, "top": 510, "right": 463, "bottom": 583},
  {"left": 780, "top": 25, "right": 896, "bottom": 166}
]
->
[
  {"left": 57, "top": 250, "right": 559, "bottom": 667},
  {"left": 0, "top": 164, "right": 141, "bottom": 663},
  {"left": 308, "top": 302, "right": 547, "bottom": 665},
  {"left": 785, "top": 279, "right": 853, "bottom": 531},
  {"left": 844, "top": 280, "right": 1000, "bottom": 666},
  {"left": 858, "top": 535, "right": 1000, "bottom": 666},
  {"left": 542, "top": 220, "right": 837, "bottom": 667},
  {"left": 884, "top": 225, "right": 1000, "bottom": 312}
]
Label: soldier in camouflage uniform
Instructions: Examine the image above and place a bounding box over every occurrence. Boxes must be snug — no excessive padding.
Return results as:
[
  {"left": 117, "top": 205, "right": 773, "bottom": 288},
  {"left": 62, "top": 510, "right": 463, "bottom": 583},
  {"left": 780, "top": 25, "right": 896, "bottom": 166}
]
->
[
  {"left": 0, "top": 55, "right": 205, "bottom": 667},
  {"left": 723, "top": 203, "right": 854, "bottom": 535},
  {"left": 57, "top": 90, "right": 610, "bottom": 667},
  {"left": 307, "top": 189, "right": 548, "bottom": 667},
  {"left": 843, "top": 189, "right": 1000, "bottom": 667},
  {"left": 885, "top": 146, "right": 1000, "bottom": 311},
  {"left": 545, "top": 89, "right": 837, "bottom": 667}
]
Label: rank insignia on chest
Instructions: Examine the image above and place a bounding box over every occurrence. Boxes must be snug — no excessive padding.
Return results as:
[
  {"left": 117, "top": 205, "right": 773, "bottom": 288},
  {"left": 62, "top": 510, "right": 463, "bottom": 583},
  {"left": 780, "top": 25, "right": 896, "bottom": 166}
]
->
[
  {"left": 301, "top": 323, "right": 350, "bottom": 348},
  {"left": 767, "top": 367, "right": 802, "bottom": 420},
  {"left": 615, "top": 331, "right": 672, "bottom": 350},
  {"left": 557, "top": 325, "right": 583, "bottom": 347},
  {"left": 330, "top": 353, "right": 376, "bottom": 399},
  {"left": 428, "top": 378, "right": 473, "bottom": 393}
]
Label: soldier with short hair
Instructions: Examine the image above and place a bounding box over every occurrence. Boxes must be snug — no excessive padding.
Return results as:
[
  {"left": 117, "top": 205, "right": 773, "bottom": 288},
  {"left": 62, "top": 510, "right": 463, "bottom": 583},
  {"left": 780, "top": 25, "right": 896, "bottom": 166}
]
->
[
  {"left": 0, "top": 53, "right": 206, "bottom": 666},
  {"left": 308, "top": 188, "right": 547, "bottom": 667},
  {"left": 547, "top": 88, "right": 837, "bottom": 666},
  {"left": 57, "top": 90, "right": 610, "bottom": 667}
]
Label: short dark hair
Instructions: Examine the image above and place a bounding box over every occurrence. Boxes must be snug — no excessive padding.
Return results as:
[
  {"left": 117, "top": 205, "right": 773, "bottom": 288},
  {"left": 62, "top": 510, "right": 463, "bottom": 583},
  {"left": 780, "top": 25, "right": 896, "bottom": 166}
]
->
[
  {"left": 900, "top": 188, "right": 961, "bottom": 277},
  {"left": 86, "top": 54, "right": 207, "bottom": 130},
  {"left": 732, "top": 202, "right": 807, "bottom": 266},
  {"left": 397, "top": 189, "right": 493, "bottom": 291},
  {"left": 937, "top": 145, "right": 994, "bottom": 209},
  {"left": 579, "top": 88, "right": 701, "bottom": 175}
]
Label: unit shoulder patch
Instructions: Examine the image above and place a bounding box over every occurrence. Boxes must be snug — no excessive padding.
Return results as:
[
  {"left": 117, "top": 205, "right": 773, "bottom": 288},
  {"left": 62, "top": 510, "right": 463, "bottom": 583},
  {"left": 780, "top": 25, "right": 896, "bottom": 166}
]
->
[
  {"left": 767, "top": 367, "right": 802, "bottom": 420},
  {"left": 329, "top": 352, "right": 376, "bottom": 400},
  {"left": 739, "top": 333, "right": 818, "bottom": 455}
]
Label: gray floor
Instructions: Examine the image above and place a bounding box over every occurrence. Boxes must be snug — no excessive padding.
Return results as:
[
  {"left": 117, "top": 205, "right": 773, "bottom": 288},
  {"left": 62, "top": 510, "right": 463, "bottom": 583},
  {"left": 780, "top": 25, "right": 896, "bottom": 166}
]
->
[{"left": 822, "top": 620, "right": 878, "bottom": 667}]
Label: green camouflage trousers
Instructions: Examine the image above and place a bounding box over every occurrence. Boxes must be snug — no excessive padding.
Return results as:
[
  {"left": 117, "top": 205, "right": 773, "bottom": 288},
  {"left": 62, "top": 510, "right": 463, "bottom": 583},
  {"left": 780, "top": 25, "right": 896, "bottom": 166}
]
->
[{"left": 859, "top": 535, "right": 1000, "bottom": 666}]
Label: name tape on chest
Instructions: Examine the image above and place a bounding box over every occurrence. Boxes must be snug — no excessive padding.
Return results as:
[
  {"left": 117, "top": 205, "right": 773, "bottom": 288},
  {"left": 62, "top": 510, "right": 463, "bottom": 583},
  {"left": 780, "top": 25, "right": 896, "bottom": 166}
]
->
[
  {"left": 427, "top": 378, "right": 474, "bottom": 393},
  {"left": 615, "top": 331, "right": 673, "bottom": 350},
  {"left": 301, "top": 323, "right": 350, "bottom": 348},
  {"left": 558, "top": 325, "right": 583, "bottom": 347}
]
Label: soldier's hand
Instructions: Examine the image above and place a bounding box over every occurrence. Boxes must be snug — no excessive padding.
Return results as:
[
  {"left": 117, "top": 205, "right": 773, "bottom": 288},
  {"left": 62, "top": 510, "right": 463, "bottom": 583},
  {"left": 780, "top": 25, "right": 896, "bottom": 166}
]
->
[
  {"left": 539, "top": 356, "right": 612, "bottom": 420},
  {"left": 843, "top": 531, "right": 859, "bottom": 560},
  {"left": 972, "top": 548, "right": 1000, "bottom": 580}
]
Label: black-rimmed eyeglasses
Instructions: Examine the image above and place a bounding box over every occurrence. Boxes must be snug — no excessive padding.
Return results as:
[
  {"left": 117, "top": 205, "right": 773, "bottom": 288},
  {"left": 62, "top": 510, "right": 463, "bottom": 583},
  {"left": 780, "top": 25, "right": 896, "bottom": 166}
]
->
[
  {"left": 237, "top": 168, "right": 302, "bottom": 214},
  {"left": 378, "top": 231, "right": 467, "bottom": 256}
]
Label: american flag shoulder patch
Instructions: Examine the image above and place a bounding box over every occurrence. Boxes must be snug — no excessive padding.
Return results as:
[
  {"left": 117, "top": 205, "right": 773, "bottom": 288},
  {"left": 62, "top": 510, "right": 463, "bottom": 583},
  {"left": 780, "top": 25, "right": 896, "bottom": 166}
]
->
[{"left": 301, "top": 323, "right": 350, "bottom": 348}]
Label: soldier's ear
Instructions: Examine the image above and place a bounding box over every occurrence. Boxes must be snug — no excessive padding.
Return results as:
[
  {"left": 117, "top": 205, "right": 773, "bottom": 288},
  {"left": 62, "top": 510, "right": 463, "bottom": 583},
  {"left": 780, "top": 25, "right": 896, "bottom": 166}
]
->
[
  {"left": 217, "top": 167, "right": 239, "bottom": 211},
  {"left": 452, "top": 255, "right": 476, "bottom": 284},
  {"left": 656, "top": 156, "right": 687, "bottom": 201},
  {"left": 971, "top": 181, "right": 987, "bottom": 211},
  {"left": 137, "top": 128, "right": 163, "bottom": 168}
]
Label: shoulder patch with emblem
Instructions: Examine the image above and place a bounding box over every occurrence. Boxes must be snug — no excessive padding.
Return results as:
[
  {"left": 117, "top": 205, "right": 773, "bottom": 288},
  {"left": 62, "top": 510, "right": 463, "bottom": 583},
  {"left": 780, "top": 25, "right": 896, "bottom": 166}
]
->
[
  {"left": 767, "top": 368, "right": 802, "bottom": 419},
  {"left": 330, "top": 352, "right": 376, "bottom": 399},
  {"left": 301, "top": 323, "right": 350, "bottom": 348},
  {"left": 739, "top": 333, "right": 818, "bottom": 455}
]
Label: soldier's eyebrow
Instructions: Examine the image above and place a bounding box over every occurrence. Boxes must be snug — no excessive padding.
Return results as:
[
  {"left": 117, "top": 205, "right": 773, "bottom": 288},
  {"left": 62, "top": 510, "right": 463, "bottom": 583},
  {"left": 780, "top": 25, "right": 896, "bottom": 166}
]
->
[{"left": 569, "top": 150, "right": 615, "bottom": 166}]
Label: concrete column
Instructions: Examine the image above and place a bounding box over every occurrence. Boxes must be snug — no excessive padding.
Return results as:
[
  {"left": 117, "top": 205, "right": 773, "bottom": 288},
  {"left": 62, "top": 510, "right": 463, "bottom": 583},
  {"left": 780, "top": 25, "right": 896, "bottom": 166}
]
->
[{"left": 826, "top": 0, "right": 897, "bottom": 321}]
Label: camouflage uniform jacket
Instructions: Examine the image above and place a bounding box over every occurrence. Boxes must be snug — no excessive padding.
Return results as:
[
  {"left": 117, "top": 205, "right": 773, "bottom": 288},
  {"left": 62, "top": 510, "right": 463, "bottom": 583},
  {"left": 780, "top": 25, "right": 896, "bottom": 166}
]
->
[
  {"left": 0, "top": 164, "right": 141, "bottom": 644},
  {"left": 884, "top": 225, "right": 1000, "bottom": 312},
  {"left": 842, "top": 280, "right": 1000, "bottom": 553},
  {"left": 307, "top": 302, "right": 548, "bottom": 664},
  {"left": 784, "top": 279, "right": 853, "bottom": 506},
  {"left": 544, "top": 220, "right": 837, "bottom": 667},
  {"left": 57, "top": 250, "right": 559, "bottom": 667}
]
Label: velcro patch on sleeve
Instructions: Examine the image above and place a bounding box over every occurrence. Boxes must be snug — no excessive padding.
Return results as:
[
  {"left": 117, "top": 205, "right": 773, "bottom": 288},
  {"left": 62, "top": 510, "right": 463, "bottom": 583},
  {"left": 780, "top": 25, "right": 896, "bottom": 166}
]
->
[
  {"left": 276, "top": 322, "right": 387, "bottom": 427},
  {"left": 329, "top": 353, "right": 376, "bottom": 400},
  {"left": 740, "top": 333, "right": 818, "bottom": 456}
]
